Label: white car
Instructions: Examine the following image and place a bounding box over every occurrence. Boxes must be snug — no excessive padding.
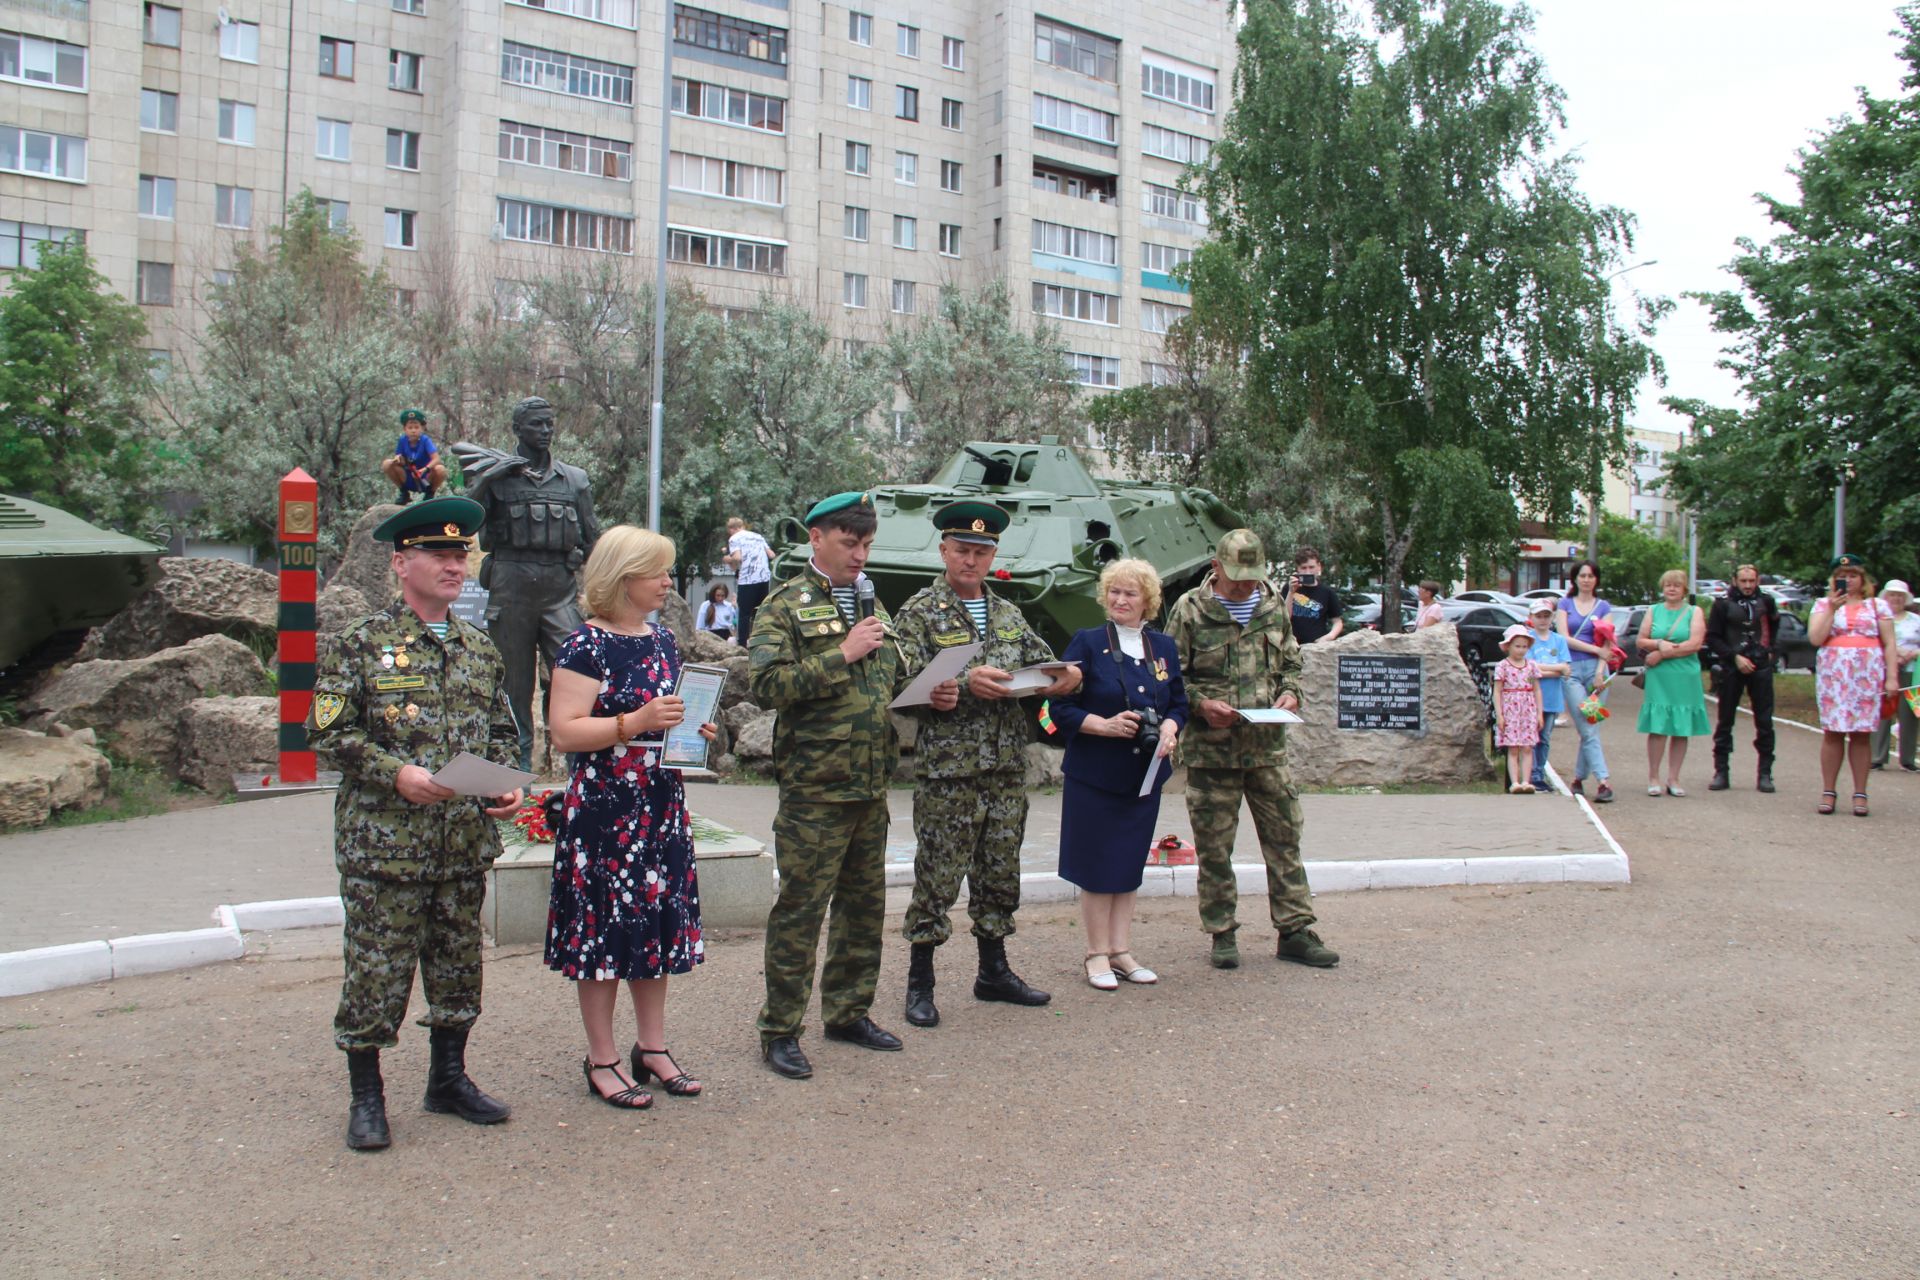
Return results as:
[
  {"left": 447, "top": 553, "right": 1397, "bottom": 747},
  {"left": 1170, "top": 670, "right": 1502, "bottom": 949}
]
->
[{"left": 1448, "top": 590, "right": 1524, "bottom": 606}]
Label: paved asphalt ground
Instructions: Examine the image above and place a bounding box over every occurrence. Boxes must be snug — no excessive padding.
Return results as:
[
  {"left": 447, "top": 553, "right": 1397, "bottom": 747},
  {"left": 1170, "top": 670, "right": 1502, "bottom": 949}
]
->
[{"left": 2, "top": 684, "right": 1916, "bottom": 1278}]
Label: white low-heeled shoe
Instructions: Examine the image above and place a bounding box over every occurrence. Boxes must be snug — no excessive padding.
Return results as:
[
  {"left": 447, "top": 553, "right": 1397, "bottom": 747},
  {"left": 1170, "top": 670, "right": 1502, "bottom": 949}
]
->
[
  {"left": 1084, "top": 955, "right": 1118, "bottom": 991},
  {"left": 1109, "top": 952, "right": 1158, "bottom": 985}
]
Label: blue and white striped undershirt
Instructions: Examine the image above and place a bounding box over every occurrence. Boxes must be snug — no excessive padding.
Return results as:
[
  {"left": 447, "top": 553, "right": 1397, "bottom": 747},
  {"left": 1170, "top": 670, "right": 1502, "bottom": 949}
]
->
[
  {"left": 961, "top": 597, "right": 989, "bottom": 635},
  {"left": 1213, "top": 589, "right": 1261, "bottom": 626},
  {"left": 425, "top": 621, "right": 450, "bottom": 640}
]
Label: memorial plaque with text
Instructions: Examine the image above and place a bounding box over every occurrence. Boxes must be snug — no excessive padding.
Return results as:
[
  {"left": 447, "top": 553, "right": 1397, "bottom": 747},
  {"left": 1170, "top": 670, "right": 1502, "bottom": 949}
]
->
[
  {"left": 1336, "top": 654, "right": 1424, "bottom": 731},
  {"left": 451, "top": 581, "right": 491, "bottom": 630}
]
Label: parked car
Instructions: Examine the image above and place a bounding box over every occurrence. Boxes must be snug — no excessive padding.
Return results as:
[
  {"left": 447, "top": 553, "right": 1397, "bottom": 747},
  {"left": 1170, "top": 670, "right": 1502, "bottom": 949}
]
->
[
  {"left": 1762, "top": 584, "right": 1810, "bottom": 606},
  {"left": 1343, "top": 601, "right": 1419, "bottom": 632},
  {"left": 1450, "top": 590, "right": 1524, "bottom": 606},
  {"left": 1452, "top": 602, "right": 1529, "bottom": 664},
  {"left": 1517, "top": 588, "right": 1565, "bottom": 602}
]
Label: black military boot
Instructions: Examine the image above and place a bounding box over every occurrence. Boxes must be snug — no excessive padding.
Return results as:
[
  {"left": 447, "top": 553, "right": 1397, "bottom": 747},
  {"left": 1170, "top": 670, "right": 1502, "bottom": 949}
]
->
[
  {"left": 422, "top": 1027, "right": 511, "bottom": 1125},
  {"left": 1709, "top": 765, "right": 1730, "bottom": 791},
  {"left": 973, "top": 936, "right": 1051, "bottom": 1006},
  {"left": 905, "top": 941, "right": 940, "bottom": 1028},
  {"left": 345, "top": 1049, "right": 391, "bottom": 1151}
]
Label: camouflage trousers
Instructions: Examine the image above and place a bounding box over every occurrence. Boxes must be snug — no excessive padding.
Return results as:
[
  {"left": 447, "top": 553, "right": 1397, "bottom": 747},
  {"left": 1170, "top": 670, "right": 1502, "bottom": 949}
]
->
[
  {"left": 1186, "top": 764, "right": 1315, "bottom": 936},
  {"left": 756, "top": 796, "right": 889, "bottom": 1042},
  {"left": 334, "top": 874, "right": 486, "bottom": 1052},
  {"left": 904, "top": 773, "right": 1027, "bottom": 946}
]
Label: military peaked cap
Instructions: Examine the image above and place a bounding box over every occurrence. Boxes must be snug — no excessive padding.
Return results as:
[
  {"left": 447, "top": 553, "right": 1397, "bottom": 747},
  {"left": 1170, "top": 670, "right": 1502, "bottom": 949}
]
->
[
  {"left": 374, "top": 496, "right": 483, "bottom": 550},
  {"left": 935, "top": 500, "right": 1009, "bottom": 545}
]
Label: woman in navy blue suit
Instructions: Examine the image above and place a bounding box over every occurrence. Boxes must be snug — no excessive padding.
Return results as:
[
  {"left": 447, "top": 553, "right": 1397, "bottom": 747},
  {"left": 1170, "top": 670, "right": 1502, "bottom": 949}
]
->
[{"left": 1051, "top": 560, "right": 1188, "bottom": 990}]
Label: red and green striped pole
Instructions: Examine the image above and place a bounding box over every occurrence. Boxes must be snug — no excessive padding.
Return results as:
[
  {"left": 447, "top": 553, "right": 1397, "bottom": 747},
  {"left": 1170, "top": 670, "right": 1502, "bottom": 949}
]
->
[{"left": 277, "top": 468, "right": 319, "bottom": 784}]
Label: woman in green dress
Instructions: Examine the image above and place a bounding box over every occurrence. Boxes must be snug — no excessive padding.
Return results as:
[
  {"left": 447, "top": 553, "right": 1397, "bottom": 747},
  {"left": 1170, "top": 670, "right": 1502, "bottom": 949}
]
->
[{"left": 1636, "top": 569, "right": 1712, "bottom": 796}]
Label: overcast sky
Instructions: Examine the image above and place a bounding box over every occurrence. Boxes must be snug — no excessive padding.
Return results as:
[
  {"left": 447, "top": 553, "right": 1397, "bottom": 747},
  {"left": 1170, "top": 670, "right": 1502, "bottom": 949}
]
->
[{"left": 1520, "top": 0, "right": 1910, "bottom": 438}]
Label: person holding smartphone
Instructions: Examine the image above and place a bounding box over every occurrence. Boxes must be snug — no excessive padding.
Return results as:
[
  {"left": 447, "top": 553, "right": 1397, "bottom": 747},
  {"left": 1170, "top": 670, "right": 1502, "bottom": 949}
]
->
[
  {"left": 1288, "top": 547, "right": 1345, "bottom": 644},
  {"left": 1807, "top": 553, "right": 1900, "bottom": 816}
]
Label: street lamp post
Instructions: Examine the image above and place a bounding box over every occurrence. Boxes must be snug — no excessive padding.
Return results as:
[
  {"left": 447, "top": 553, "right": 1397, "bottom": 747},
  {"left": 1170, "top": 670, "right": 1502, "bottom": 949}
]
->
[{"left": 646, "top": 0, "right": 674, "bottom": 534}]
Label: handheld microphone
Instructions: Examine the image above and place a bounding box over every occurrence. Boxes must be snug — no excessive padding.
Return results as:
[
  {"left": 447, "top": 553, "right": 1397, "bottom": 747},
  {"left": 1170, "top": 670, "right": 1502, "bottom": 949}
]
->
[{"left": 857, "top": 577, "right": 876, "bottom": 621}]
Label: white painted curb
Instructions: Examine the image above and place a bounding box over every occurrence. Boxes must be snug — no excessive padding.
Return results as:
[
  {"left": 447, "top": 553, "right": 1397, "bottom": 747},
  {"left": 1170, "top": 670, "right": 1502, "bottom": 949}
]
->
[
  {"left": 108, "top": 926, "right": 245, "bottom": 979},
  {"left": 0, "top": 941, "right": 113, "bottom": 998},
  {"left": 224, "top": 897, "right": 346, "bottom": 932}
]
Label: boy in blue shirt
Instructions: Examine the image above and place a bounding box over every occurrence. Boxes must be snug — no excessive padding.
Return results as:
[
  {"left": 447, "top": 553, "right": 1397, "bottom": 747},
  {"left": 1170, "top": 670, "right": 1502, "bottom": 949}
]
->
[
  {"left": 381, "top": 409, "right": 447, "bottom": 503},
  {"left": 1525, "top": 597, "right": 1573, "bottom": 789}
]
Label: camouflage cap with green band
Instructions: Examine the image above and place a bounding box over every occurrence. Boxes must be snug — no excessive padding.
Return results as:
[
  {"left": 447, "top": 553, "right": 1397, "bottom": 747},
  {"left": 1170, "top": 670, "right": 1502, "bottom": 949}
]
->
[{"left": 1214, "top": 528, "right": 1268, "bottom": 582}]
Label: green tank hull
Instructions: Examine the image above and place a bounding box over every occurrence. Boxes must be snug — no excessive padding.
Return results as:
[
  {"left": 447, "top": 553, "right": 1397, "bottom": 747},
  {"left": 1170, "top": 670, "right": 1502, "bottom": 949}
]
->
[{"left": 0, "top": 495, "right": 164, "bottom": 677}]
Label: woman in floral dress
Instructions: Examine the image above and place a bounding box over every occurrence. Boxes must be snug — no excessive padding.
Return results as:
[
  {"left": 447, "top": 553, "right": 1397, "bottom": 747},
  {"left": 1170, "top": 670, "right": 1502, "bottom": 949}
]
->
[
  {"left": 547, "top": 526, "right": 717, "bottom": 1108},
  {"left": 1808, "top": 553, "right": 1901, "bottom": 817}
]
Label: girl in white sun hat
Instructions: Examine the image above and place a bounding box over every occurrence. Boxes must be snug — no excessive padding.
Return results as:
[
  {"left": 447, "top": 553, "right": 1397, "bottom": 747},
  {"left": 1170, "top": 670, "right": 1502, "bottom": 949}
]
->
[{"left": 1494, "top": 624, "right": 1543, "bottom": 793}]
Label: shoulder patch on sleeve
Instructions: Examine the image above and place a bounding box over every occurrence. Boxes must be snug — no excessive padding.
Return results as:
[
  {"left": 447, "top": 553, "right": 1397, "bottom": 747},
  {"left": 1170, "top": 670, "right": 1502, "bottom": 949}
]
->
[{"left": 312, "top": 692, "right": 346, "bottom": 729}]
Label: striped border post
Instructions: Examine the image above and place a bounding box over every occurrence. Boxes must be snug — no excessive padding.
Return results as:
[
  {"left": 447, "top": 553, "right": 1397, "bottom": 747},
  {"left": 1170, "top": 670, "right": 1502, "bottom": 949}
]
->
[{"left": 277, "top": 468, "right": 319, "bottom": 784}]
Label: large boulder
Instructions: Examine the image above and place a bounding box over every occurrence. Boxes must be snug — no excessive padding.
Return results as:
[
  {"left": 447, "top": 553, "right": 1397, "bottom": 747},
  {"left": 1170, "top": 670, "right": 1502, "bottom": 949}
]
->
[
  {"left": 686, "top": 627, "right": 745, "bottom": 665},
  {"left": 25, "top": 635, "right": 270, "bottom": 764},
  {"left": 1022, "top": 742, "right": 1065, "bottom": 789},
  {"left": 659, "top": 590, "right": 697, "bottom": 648},
  {"left": 317, "top": 582, "right": 374, "bottom": 649},
  {"left": 732, "top": 709, "right": 776, "bottom": 760},
  {"left": 1287, "top": 623, "right": 1490, "bottom": 787},
  {"left": 717, "top": 654, "right": 753, "bottom": 710},
  {"left": 721, "top": 701, "right": 765, "bottom": 736},
  {"left": 0, "top": 727, "right": 112, "bottom": 827},
  {"left": 325, "top": 503, "right": 405, "bottom": 608},
  {"left": 176, "top": 695, "right": 279, "bottom": 792},
  {"left": 80, "top": 556, "right": 277, "bottom": 661}
]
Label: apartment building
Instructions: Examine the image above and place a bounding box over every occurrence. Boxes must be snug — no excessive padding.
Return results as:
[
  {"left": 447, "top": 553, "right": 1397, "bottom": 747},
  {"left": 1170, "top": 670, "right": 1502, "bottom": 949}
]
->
[{"left": 1, "top": 0, "right": 1235, "bottom": 398}]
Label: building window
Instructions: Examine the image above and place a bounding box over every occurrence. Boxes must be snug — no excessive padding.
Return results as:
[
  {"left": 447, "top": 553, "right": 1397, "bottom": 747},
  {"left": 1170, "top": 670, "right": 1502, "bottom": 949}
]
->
[
  {"left": 843, "top": 206, "right": 868, "bottom": 242},
  {"left": 846, "top": 75, "right": 870, "bottom": 110},
  {"left": 845, "top": 140, "right": 870, "bottom": 175},
  {"left": 939, "top": 98, "right": 962, "bottom": 131},
  {"left": 1140, "top": 300, "right": 1189, "bottom": 333},
  {"left": 843, "top": 272, "right": 867, "bottom": 308},
  {"left": 896, "top": 24, "right": 918, "bottom": 58},
  {"left": 0, "top": 220, "right": 82, "bottom": 270},
  {"left": 1066, "top": 352, "right": 1120, "bottom": 387},
  {"left": 137, "top": 261, "right": 173, "bottom": 306},
  {"left": 145, "top": 349, "right": 172, "bottom": 383},
  {"left": 502, "top": 121, "right": 633, "bottom": 180},
  {"left": 1033, "top": 161, "right": 1116, "bottom": 203},
  {"left": 501, "top": 40, "right": 634, "bottom": 106},
  {"left": 316, "top": 118, "right": 351, "bottom": 161},
  {"left": 509, "top": 0, "right": 639, "bottom": 29},
  {"left": 1144, "top": 182, "right": 1207, "bottom": 225},
  {"left": 894, "top": 150, "right": 916, "bottom": 184},
  {"left": 672, "top": 77, "right": 785, "bottom": 133},
  {"left": 1032, "top": 93, "right": 1117, "bottom": 145},
  {"left": 317, "top": 199, "right": 350, "bottom": 231},
  {"left": 143, "top": 3, "right": 181, "bottom": 47},
  {"left": 1034, "top": 18, "right": 1118, "bottom": 83},
  {"left": 938, "top": 223, "right": 960, "bottom": 257},
  {"left": 390, "top": 49, "right": 423, "bottom": 92},
  {"left": 393, "top": 0, "right": 425, "bottom": 13},
  {"left": 1142, "top": 242, "right": 1194, "bottom": 277},
  {"left": 138, "top": 175, "right": 176, "bottom": 219},
  {"left": 394, "top": 288, "right": 417, "bottom": 311},
  {"left": 993, "top": 217, "right": 1001, "bottom": 249},
  {"left": 940, "top": 160, "right": 962, "bottom": 193},
  {"left": 891, "top": 279, "right": 915, "bottom": 314},
  {"left": 215, "top": 185, "right": 253, "bottom": 229},
  {"left": 219, "top": 99, "right": 256, "bottom": 145},
  {"left": 387, "top": 129, "right": 421, "bottom": 170},
  {"left": 219, "top": 20, "right": 260, "bottom": 64},
  {"left": 0, "top": 126, "right": 86, "bottom": 181},
  {"left": 894, "top": 85, "right": 918, "bottom": 120},
  {"left": 140, "top": 88, "right": 179, "bottom": 133},
  {"left": 666, "top": 225, "right": 784, "bottom": 274},
  {"left": 1145, "top": 361, "right": 1178, "bottom": 387},
  {"left": 1142, "top": 123, "right": 1213, "bottom": 166},
  {"left": 1142, "top": 53, "right": 1216, "bottom": 112},
  {"left": 942, "top": 36, "right": 963, "bottom": 70},
  {"left": 892, "top": 214, "right": 916, "bottom": 250},
  {"left": 1032, "top": 282, "right": 1119, "bottom": 325},
  {"left": 848, "top": 11, "right": 871, "bottom": 46},
  {"left": 994, "top": 154, "right": 1003, "bottom": 186},
  {"left": 0, "top": 31, "right": 88, "bottom": 91},
  {"left": 892, "top": 409, "right": 912, "bottom": 442},
  {"left": 499, "top": 197, "right": 636, "bottom": 253},
  {"left": 385, "top": 208, "right": 418, "bottom": 249},
  {"left": 667, "top": 151, "right": 784, "bottom": 205},
  {"left": 672, "top": 5, "right": 788, "bottom": 68},
  {"left": 318, "top": 36, "right": 354, "bottom": 79},
  {"left": 1031, "top": 220, "right": 1117, "bottom": 265}
]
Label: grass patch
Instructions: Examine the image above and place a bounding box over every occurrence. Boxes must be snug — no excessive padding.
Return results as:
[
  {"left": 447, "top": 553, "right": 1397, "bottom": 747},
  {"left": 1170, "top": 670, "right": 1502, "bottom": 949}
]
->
[{"left": 17, "top": 753, "right": 209, "bottom": 833}]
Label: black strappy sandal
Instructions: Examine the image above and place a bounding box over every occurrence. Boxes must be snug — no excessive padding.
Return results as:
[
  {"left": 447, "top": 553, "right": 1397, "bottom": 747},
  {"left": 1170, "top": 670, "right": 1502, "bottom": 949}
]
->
[
  {"left": 582, "top": 1058, "right": 653, "bottom": 1109},
  {"left": 1817, "top": 790, "right": 1837, "bottom": 815},
  {"left": 631, "top": 1045, "right": 703, "bottom": 1097},
  {"left": 1852, "top": 792, "right": 1869, "bottom": 818}
]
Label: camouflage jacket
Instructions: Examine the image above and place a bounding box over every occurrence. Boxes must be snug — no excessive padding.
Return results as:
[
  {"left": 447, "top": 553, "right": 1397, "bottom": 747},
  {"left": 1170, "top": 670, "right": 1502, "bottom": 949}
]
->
[
  {"left": 1163, "top": 574, "right": 1303, "bottom": 770},
  {"left": 307, "top": 601, "right": 519, "bottom": 880},
  {"left": 893, "top": 578, "right": 1055, "bottom": 780},
  {"left": 748, "top": 565, "right": 908, "bottom": 802}
]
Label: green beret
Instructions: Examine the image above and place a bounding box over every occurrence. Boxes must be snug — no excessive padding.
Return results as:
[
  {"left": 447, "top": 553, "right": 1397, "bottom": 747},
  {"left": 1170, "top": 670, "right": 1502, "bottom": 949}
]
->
[
  {"left": 398, "top": 408, "right": 427, "bottom": 426},
  {"left": 935, "top": 500, "right": 1009, "bottom": 545},
  {"left": 805, "top": 491, "right": 876, "bottom": 527},
  {"left": 1829, "top": 552, "right": 1867, "bottom": 573},
  {"left": 373, "top": 496, "right": 483, "bottom": 550}
]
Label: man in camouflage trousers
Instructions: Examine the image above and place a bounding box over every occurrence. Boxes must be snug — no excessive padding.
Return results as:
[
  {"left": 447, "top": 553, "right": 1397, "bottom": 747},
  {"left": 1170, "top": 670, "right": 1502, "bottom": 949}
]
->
[
  {"left": 892, "top": 501, "right": 1080, "bottom": 1028},
  {"left": 749, "top": 492, "right": 911, "bottom": 1080},
  {"left": 1164, "top": 529, "right": 1340, "bottom": 971},
  {"left": 307, "top": 497, "right": 525, "bottom": 1150}
]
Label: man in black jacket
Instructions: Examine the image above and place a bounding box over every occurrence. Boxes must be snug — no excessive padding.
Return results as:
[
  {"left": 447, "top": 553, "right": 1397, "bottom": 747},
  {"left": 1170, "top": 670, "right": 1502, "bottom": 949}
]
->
[{"left": 1706, "top": 564, "right": 1781, "bottom": 793}]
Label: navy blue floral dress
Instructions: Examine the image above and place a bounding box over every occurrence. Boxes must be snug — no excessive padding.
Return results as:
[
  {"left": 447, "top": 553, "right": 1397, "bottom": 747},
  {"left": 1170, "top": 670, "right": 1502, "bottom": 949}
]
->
[{"left": 544, "top": 624, "right": 704, "bottom": 981}]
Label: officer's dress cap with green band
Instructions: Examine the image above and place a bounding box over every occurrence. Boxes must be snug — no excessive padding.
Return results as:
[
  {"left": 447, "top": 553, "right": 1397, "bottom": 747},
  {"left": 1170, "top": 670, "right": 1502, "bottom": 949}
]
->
[
  {"left": 1829, "top": 552, "right": 1867, "bottom": 574},
  {"left": 398, "top": 407, "right": 428, "bottom": 425},
  {"left": 935, "top": 500, "right": 1010, "bottom": 546},
  {"left": 375, "top": 496, "right": 483, "bottom": 550},
  {"left": 805, "top": 491, "right": 877, "bottom": 526}
]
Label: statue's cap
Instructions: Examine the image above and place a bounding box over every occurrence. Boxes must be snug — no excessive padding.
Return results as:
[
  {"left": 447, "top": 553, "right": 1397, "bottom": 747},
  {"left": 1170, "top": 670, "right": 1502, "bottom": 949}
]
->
[
  {"left": 935, "top": 500, "right": 1008, "bottom": 545},
  {"left": 375, "top": 496, "right": 483, "bottom": 550},
  {"left": 398, "top": 407, "right": 427, "bottom": 426},
  {"left": 805, "top": 491, "right": 875, "bottom": 527}
]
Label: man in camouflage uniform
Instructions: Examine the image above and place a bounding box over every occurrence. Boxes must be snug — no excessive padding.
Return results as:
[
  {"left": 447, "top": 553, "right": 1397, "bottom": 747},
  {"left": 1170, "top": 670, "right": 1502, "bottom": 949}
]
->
[
  {"left": 892, "top": 501, "right": 1079, "bottom": 1027},
  {"left": 307, "top": 497, "right": 525, "bottom": 1150},
  {"left": 1164, "top": 529, "right": 1340, "bottom": 971},
  {"left": 749, "top": 492, "right": 911, "bottom": 1079}
]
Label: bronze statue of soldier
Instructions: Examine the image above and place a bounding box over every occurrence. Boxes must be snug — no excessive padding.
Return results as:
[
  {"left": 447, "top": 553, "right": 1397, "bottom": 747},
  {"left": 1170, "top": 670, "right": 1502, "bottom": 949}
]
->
[{"left": 452, "top": 397, "right": 601, "bottom": 769}]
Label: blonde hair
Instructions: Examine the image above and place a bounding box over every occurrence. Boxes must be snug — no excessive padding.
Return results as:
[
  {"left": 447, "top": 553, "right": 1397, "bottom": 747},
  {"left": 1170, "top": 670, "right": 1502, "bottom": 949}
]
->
[
  {"left": 1659, "top": 568, "right": 1688, "bottom": 593},
  {"left": 1099, "top": 558, "right": 1164, "bottom": 621},
  {"left": 581, "top": 524, "right": 676, "bottom": 619}
]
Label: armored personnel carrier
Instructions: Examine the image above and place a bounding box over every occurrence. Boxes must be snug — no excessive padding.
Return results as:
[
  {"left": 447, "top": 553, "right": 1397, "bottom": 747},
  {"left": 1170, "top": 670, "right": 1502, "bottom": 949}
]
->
[
  {"left": 771, "top": 436, "right": 1247, "bottom": 650},
  {"left": 0, "top": 494, "right": 163, "bottom": 685}
]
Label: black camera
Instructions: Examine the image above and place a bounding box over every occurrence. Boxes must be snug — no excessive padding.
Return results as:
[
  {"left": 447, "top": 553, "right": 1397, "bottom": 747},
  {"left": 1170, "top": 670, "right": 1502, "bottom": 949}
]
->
[{"left": 1133, "top": 706, "right": 1164, "bottom": 748}]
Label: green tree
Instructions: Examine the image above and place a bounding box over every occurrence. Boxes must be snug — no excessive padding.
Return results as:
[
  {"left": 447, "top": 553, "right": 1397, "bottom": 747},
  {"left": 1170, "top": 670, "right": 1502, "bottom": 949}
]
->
[
  {"left": 1189, "top": 0, "right": 1666, "bottom": 630},
  {"left": 1592, "top": 513, "right": 1681, "bottom": 605},
  {"left": 0, "top": 237, "right": 158, "bottom": 531},
  {"left": 1666, "top": 9, "right": 1920, "bottom": 580}
]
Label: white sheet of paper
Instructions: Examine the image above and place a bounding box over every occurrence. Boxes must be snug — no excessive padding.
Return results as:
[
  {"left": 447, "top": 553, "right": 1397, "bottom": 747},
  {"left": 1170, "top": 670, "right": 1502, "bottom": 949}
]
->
[
  {"left": 890, "top": 641, "right": 984, "bottom": 708},
  {"left": 1137, "top": 747, "right": 1165, "bottom": 798},
  {"left": 997, "top": 661, "right": 1076, "bottom": 694},
  {"left": 1235, "top": 707, "right": 1305, "bottom": 725},
  {"left": 429, "top": 752, "right": 535, "bottom": 798},
  {"left": 663, "top": 663, "right": 728, "bottom": 769}
]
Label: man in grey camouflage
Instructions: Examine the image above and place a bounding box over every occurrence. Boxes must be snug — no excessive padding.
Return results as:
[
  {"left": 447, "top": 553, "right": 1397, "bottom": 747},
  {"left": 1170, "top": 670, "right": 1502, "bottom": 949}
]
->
[
  {"left": 1164, "top": 529, "right": 1340, "bottom": 971},
  {"left": 748, "top": 491, "right": 911, "bottom": 1080},
  {"left": 307, "top": 497, "right": 525, "bottom": 1150},
  {"left": 891, "top": 500, "right": 1080, "bottom": 1027}
]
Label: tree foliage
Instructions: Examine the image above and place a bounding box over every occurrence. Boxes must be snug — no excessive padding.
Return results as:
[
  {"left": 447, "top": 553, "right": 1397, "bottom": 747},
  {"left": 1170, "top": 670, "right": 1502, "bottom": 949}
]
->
[
  {"left": 1189, "top": 0, "right": 1666, "bottom": 627},
  {"left": 0, "top": 237, "right": 158, "bottom": 531},
  {"left": 1666, "top": 8, "right": 1920, "bottom": 580}
]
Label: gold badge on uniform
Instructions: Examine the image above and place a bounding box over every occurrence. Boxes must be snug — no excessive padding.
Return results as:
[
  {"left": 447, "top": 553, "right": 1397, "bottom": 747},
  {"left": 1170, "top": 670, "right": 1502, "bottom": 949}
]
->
[
  {"left": 1154, "top": 658, "right": 1169, "bottom": 682},
  {"left": 443, "top": 523, "right": 460, "bottom": 537},
  {"left": 971, "top": 518, "right": 987, "bottom": 533},
  {"left": 404, "top": 703, "right": 420, "bottom": 720},
  {"left": 384, "top": 704, "right": 402, "bottom": 723},
  {"left": 395, "top": 652, "right": 410, "bottom": 668},
  {"left": 312, "top": 692, "right": 346, "bottom": 729}
]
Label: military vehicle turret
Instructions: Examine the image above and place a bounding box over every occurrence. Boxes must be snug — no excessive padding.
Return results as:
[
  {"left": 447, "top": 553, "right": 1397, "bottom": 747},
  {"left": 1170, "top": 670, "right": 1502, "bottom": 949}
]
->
[{"left": 771, "top": 436, "right": 1247, "bottom": 650}]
